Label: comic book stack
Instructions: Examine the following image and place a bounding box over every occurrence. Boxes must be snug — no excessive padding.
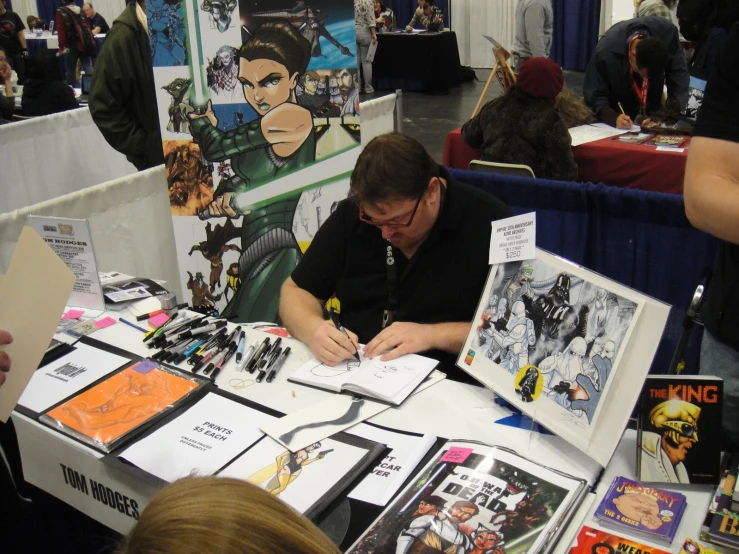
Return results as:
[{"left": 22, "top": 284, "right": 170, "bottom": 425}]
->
[
  {"left": 346, "top": 439, "right": 589, "bottom": 554},
  {"left": 700, "top": 454, "right": 739, "bottom": 552}
]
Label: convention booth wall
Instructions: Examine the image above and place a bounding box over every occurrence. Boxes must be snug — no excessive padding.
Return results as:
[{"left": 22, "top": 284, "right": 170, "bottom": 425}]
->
[
  {"left": 450, "top": 168, "right": 718, "bottom": 375},
  {"left": 0, "top": 107, "right": 137, "bottom": 214}
]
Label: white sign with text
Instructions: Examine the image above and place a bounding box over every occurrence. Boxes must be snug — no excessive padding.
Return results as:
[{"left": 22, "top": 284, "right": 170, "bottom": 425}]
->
[{"left": 489, "top": 212, "right": 536, "bottom": 265}]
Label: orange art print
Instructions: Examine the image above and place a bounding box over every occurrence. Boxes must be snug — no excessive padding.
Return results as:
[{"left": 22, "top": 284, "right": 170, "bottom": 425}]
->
[{"left": 46, "top": 362, "right": 200, "bottom": 447}]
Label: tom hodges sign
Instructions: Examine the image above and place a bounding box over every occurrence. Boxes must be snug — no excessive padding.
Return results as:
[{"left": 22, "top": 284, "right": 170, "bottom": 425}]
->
[{"left": 149, "top": 0, "right": 362, "bottom": 322}]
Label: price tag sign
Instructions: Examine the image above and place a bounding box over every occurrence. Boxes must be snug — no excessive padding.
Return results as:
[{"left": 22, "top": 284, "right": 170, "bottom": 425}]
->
[
  {"left": 439, "top": 447, "right": 474, "bottom": 464},
  {"left": 489, "top": 212, "right": 536, "bottom": 265}
]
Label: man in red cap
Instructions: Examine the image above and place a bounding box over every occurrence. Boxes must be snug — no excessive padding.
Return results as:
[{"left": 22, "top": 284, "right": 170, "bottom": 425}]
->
[{"left": 461, "top": 57, "right": 577, "bottom": 181}]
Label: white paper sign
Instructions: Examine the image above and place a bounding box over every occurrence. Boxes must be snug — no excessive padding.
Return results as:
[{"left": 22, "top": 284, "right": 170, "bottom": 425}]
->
[
  {"left": 489, "top": 212, "right": 536, "bottom": 265},
  {"left": 656, "top": 146, "right": 685, "bottom": 153},
  {"left": 28, "top": 216, "right": 106, "bottom": 311},
  {"left": 347, "top": 424, "right": 436, "bottom": 506},
  {"left": 18, "top": 343, "right": 130, "bottom": 413},
  {"left": 121, "top": 393, "right": 275, "bottom": 483}
]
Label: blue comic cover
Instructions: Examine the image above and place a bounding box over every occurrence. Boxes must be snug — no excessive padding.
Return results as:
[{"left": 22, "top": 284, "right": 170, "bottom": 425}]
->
[{"left": 594, "top": 476, "right": 687, "bottom": 545}]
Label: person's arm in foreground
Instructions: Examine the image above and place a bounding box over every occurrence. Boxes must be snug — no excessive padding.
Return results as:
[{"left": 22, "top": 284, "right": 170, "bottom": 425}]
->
[
  {"left": 363, "top": 321, "right": 471, "bottom": 361},
  {"left": 0, "top": 330, "right": 13, "bottom": 386},
  {"left": 279, "top": 278, "right": 359, "bottom": 366},
  {"left": 461, "top": 106, "right": 485, "bottom": 148},
  {"left": 684, "top": 137, "right": 739, "bottom": 244}
]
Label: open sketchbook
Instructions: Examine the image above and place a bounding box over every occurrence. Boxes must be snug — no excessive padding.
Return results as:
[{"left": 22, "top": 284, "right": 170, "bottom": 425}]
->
[{"left": 288, "top": 350, "right": 438, "bottom": 405}]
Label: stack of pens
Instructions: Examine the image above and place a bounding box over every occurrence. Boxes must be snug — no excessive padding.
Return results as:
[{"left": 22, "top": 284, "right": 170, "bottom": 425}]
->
[{"left": 141, "top": 314, "right": 291, "bottom": 385}]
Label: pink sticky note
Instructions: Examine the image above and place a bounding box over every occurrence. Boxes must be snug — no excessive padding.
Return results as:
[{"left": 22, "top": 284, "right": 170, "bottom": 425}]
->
[
  {"left": 439, "top": 447, "right": 474, "bottom": 464},
  {"left": 94, "top": 316, "right": 117, "bottom": 329},
  {"left": 63, "top": 309, "right": 84, "bottom": 320},
  {"left": 148, "top": 313, "right": 170, "bottom": 329}
]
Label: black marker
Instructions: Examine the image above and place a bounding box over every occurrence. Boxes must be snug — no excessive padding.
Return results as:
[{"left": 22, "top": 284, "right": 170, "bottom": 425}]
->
[
  {"left": 329, "top": 310, "right": 360, "bottom": 362},
  {"left": 247, "top": 338, "right": 271, "bottom": 373},
  {"left": 266, "top": 347, "right": 291, "bottom": 383},
  {"left": 235, "top": 331, "right": 247, "bottom": 364}
]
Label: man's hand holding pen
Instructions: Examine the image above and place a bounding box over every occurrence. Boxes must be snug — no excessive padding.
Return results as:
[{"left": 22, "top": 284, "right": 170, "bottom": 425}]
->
[{"left": 309, "top": 320, "right": 360, "bottom": 366}]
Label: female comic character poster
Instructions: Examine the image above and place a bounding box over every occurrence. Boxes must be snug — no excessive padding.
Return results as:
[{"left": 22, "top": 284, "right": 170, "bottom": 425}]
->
[{"left": 148, "top": 0, "right": 362, "bottom": 322}]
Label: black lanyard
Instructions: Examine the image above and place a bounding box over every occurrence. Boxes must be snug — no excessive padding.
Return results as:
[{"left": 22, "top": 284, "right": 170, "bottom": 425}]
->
[{"left": 383, "top": 241, "right": 398, "bottom": 328}]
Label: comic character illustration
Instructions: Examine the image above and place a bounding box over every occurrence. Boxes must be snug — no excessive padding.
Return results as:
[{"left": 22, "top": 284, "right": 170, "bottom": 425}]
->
[
  {"left": 217, "top": 160, "right": 233, "bottom": 180},
  {"left": 148, "top": 0, "right": 187, "bottom": 65},
  {"left": 640, "top": 400, "right": 700, "bottom": 484},
  {"left": 502, "top": 263, "right": 534, "bottom": 306},
  {"left": 336, "top": 68, "right": 359, "bottom": 116},
  {"left": 516, "top": 366, "right": 540, "bottom": 403},
  {"left": 612, "top": 491, "right": 663, "bottom": 530},
  {"left": 497, "top": 490, "right": 549, "bottom": 540},
  {"left": 188, "top": 219, "right": 242, "bottom": 292},
  {"left": 469, "top": 524, "right": 505, "bottom": 554},
  {"left": 249, "top": 0, "right": 353, "bottom": 59},
  {"left": 224, "top": 262, "right": 242, "bottom": 302},
  {"left": 585, "top": 288, "right": 618, "bottom": 343},
  {"left": 396, "top": 499, "right": 479, "bottom": 554},
  {"left": 201, "top": 0, "right": 238, "bottom": 32},
  {"left": 490, "top": 301, "right": 536, "bottom": 373},
  {"left": 539, "top": 336, "right": 587, "bottom": 408},
  {"left": 163, "top": 77, "right": 193, "bottom": 134},
  {"left": 187, "top": 271, "right": 222, "bottom": 307},
  {"left": 530, "top": 273, "right": 588, "bottom": 355},
  {"left": 297, "top": 70, "right": 329, "bottom": 113},
  {"left": 188, "top": 20, "right": 316, "bottom": 322},
  {"left": 328, "top": 72, "right": 343, "bottom": 109},
  {"left": 207, "top": 45, "right": 239, "bottom": 96},
  {"left": 247, "top": 442, "right": 332, "bottom": 496},
  {"left": 165, "top": 141, "right": 215, "bottom": 216}
]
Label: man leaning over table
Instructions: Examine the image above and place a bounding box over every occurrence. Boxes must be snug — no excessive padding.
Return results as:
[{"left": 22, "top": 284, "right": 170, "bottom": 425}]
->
[
  {"left": 684, "top": 22, "right": 739, "bottom": 452},
  {"left": 279, "top": 133, "right": 513, "bottom": 382},
  {"left": 583, "top": 15, "right": 688, "bottom": 130}
]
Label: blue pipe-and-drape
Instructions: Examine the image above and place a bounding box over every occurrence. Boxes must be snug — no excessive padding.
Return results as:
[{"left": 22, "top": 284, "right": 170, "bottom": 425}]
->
[
  {"left": 450, "top": 168, "right": 718, "bottom": 376},
  {"left": 550, "top": 0, "right": 601, "bottom": 71},
  {"left": 37, "top": 0, "right": 84, "bottom": 31}
]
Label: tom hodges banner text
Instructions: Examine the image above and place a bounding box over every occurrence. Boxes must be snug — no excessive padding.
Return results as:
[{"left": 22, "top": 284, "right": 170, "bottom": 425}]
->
[{"left": 148, "top": 0, "right": 362, "bottom": 321}]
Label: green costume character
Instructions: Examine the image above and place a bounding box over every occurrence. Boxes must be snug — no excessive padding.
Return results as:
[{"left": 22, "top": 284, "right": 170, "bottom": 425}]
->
[{"left": 190, "top": 20, "right": 315, "bottom": 322}]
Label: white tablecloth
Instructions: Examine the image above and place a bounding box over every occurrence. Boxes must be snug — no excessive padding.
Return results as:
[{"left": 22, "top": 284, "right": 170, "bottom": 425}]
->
[{"left": 24, "top": 32, "right": 59, "bottom": 50}]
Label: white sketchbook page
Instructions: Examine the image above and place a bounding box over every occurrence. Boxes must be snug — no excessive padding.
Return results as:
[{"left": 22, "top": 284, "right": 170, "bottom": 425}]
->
[
  {"left": 18, "top": 343, "right": 130, "bottom": 413},
  {"left": 121, "top": 392, "right": 275, "bottom": 483},
  {"left": 458, "top": 248, "right": 649, "bottom": 464},
  {"left": 344, "top": 354, "right": 438, "bottom": 403},
  {"left": 569, "top": 124, "right": 628, "bottom": 147},
  {"left": 219, "top": 436, "right": 368, "bottom": 514},
  {"left": 288, "top": 350, "right": 371, "bottom": 392},
  {"left": 346, "top": 423, "right": 436, "bottom": 506},
  {"left": 260, "top": 394, "right": 390, "bottom": 452}
]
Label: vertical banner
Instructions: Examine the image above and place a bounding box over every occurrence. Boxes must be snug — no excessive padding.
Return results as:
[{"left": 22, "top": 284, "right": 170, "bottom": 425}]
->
[{"left": 148, "top": 0, "right": 362, "bottom": 322}]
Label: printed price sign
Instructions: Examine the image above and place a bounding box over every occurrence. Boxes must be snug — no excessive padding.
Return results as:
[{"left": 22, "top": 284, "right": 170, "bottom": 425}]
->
[
  {"left": 489, "top": 212, "right": 536, "bottom": 265},
  {"left": 439, "top": 447, "right": 474, "bottom": 464}
]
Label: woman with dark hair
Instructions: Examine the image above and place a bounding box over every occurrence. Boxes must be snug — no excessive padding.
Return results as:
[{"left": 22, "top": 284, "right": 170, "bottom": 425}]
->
[
  {"left": 189, "top": 20, "right": 315, "bottom": 322},
  {"left": 374, "top": 0, "right": 394, "bottom": 32},
  {"left": 21, "top": 54, "right": 79, "bottom": 116},
  {"left": 461, "top": 57, "right": 578, "bottom": 181}
]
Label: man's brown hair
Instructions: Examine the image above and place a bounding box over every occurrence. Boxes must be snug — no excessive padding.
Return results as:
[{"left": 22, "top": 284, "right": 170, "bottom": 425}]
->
[{"left": 349, "top": 132, "right": 439, "bottom": 205}]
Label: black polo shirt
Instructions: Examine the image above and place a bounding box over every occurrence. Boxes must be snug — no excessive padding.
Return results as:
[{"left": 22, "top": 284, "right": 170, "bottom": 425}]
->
[{"left": 291, "top": 166, "right": 513, "bottom": 380}]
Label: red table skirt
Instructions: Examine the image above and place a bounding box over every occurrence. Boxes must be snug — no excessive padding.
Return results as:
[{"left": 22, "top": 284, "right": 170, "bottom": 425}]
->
[{"left": 442, "top": 128, "right": 688, "bottom": 194}]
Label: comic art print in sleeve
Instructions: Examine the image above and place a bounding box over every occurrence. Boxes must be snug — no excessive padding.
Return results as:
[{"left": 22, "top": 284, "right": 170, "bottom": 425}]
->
[
  {"left": 466, "top": 254, "right": 643, "bottom": 437},
  {"left": 150, "top": 0, "right": 361, "bottom": 322},
  {"left": 348, "top": 443, "right": 585, "bottom": 554}
]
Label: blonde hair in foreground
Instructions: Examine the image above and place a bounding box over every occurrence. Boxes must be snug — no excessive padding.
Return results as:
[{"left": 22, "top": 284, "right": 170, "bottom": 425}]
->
[{"left": 119, "top": 476, "right": 342, "bottom": 554}]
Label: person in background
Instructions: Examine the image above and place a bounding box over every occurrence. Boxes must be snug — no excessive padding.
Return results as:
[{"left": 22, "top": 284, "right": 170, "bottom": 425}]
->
[
  {"left": 405, "top": 0, "right": 433, "bottom": 30},
  {"left": 636, "top": 0, "right": 678, "bottom": 22},
  {"left": 462, "top": 58, "right": 578, "bottom": 181},
  {"left": 0, "top": 46, "right": 15, "bottom": 120},
  {"left": 555, "top": 86, "right": 596, "bottom": 128},
  {"left": 279, "top": 133, "right": 512, "bottom": 381},
  {"left": 679, "top": 0, "right": 739, "bottom": 79},
  {"left": 118, "top": 476, "right": 341, "bottom": 554},
  {"left": 26, "top": 15, "right": 45, "bottom": 31},
  {"left": 354, "top": 0, "right": 376, "bottom": 94},
  {"left": 89, "top": 0, "right": 163, "bottom": 171},
  {"left": 374, "top": 0, "right": 394, "bottom": 32},
  {"left": 0, "top": 330, "right": 11, "bottom": 386},
  {"left": 583, "top": 15, "right": 689, "bottom": 129},
  {"left": 21, "top": 53, "right": 79, "bottom": 116},
  {"left": 83, "top": 3, "right": 109, "bottom": 35},
  {"left": 0, "top": 0, "right": 27, "bottom": 84},
  {"left": 512, "top": 0, "right": 554, "bottom": 70},
  {"left": 56, "top": 0, "right": 96, "bottom": 86},
  {"left": 683, "top": 22, "right": 739, "bottom": 452}
]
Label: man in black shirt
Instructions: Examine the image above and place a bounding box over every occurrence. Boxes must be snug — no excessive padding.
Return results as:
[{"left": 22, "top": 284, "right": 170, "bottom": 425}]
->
[
  {"left": 684, "top": 22, "right": 739, "bottom": 450},
  {"left": 83, "top": 3, "right": 109, "bottom": 35},
  {"left": 279, "top": 133, "right": 513, "bottom": 380},
  {"left": 0, "top": 0, "right": 27, "bottom": 83}
]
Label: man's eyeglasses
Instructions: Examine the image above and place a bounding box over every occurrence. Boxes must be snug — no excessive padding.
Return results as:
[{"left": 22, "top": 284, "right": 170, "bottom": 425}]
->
[{"left": 358, "top": 189, "right": 426, "bottom": 228}]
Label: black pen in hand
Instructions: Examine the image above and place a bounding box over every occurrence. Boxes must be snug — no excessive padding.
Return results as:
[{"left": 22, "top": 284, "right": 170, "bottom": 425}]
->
[{"left": 328, "top": 310, "right": 360, "bottom": 362}]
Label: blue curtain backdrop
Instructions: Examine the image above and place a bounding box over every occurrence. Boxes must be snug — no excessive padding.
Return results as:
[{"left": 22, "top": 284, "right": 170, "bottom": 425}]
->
[
  {"left": 385, "top": 0, "right": 450, "bottom": 30},
  {"left": 550, "top": 0, "right": 601, "bottom": 71},
  {"left": 37, "top": 0, "right": 84, "bottom": 29}
]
